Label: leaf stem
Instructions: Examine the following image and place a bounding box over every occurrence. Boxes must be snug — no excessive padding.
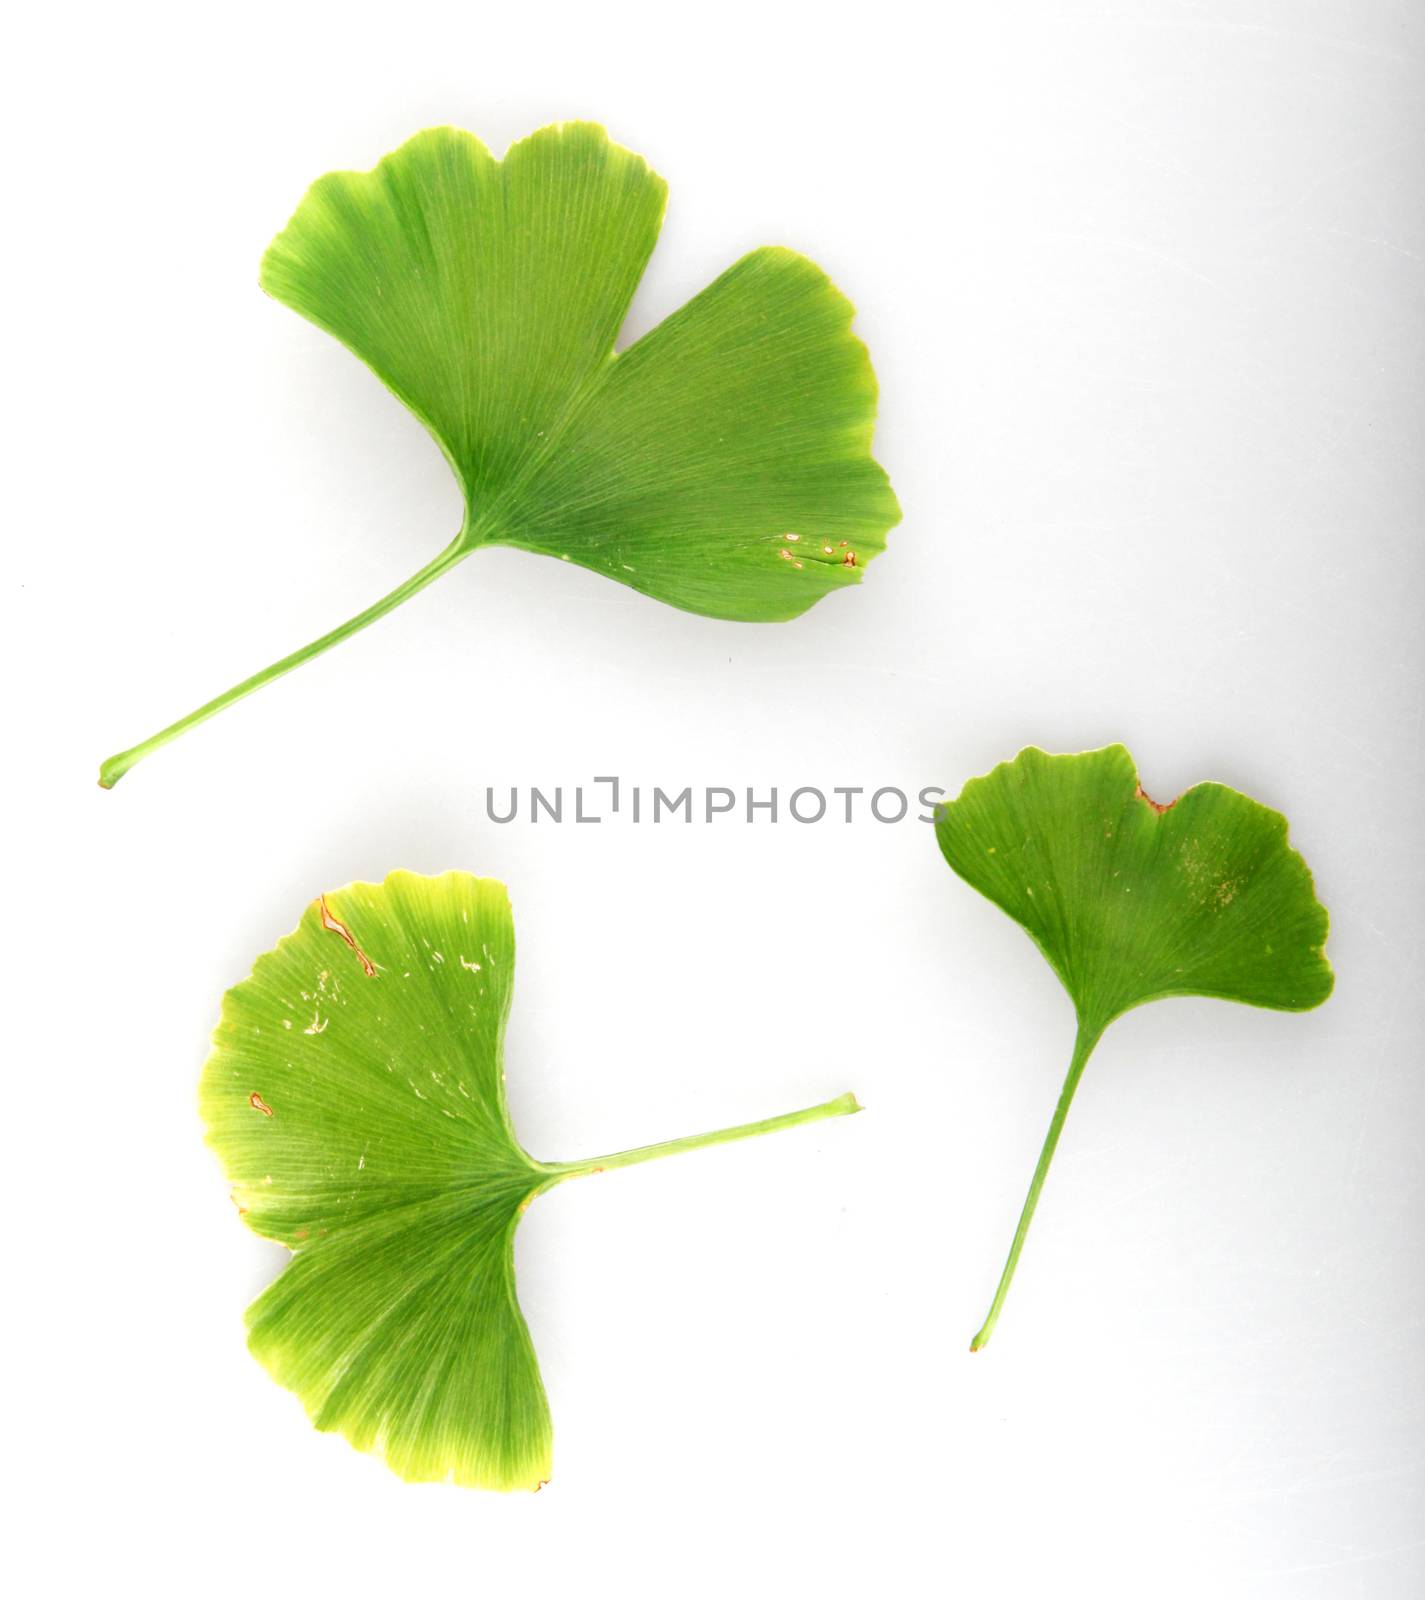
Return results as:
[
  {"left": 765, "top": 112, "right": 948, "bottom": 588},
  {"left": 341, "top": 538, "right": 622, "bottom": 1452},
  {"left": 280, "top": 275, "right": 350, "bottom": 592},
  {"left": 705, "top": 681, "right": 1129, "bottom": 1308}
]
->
[
  {"left": 548, "top": 1091, "right": 861, "bottom": 1181},
  {"left": 970, "top": 1020, "right": 1104, "bottom": 1351},
  {"left": 98, "top": 535, "right": 472, "bottom": 788}
]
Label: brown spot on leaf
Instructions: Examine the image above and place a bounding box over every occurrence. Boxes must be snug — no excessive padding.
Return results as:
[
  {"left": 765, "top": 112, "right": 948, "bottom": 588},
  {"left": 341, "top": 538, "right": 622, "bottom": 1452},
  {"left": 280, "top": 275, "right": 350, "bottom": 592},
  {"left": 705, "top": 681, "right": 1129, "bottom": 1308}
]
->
[
  {"left": 319, "top": 895, "right": 376, "bottom": 977},
  {"left": 249, "top": 1092, "right": 274, "bottom": 1116}
]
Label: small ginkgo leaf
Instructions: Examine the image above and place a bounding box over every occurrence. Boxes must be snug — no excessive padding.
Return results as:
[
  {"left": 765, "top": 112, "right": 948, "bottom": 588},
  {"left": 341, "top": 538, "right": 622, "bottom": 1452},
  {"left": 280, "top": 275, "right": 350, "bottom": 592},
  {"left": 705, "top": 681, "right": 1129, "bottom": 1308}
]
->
[
  {"left": 200, "top": 870, "right": 859, "bottom": 1488},
  {"left": 934, "top": 745, "right": 1332, "bottom": 1349},
  {"left": 100, "top": 122, "right": 899, "bottom": 786}
]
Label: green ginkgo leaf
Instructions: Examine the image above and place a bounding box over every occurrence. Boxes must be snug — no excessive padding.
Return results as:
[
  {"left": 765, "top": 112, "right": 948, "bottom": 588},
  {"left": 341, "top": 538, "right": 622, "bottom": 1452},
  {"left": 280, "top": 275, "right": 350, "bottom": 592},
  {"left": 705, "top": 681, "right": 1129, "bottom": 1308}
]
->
[
  {"left": 200, "top": 869, "right": 859, "bottom": 1488},
  {"left": 934, "top": 745, "right": 1332, "bottom": 1349},
  {"left": 100, "top": 121, "right": 899, "bottom": 787}
]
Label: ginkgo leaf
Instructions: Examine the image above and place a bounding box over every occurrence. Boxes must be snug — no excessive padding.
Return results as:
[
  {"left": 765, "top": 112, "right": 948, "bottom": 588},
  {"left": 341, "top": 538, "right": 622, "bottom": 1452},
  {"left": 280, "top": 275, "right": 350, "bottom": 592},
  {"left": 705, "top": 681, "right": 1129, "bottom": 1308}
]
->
[
  {"left": 100, "top": 122, "right": 899, "bottom": 786},
  {"left": 934, "top": 745, "right": 1332, "bottom": 1349},
  {"left": 200, "top": 870, "right": 859, "bottom": 1488}
]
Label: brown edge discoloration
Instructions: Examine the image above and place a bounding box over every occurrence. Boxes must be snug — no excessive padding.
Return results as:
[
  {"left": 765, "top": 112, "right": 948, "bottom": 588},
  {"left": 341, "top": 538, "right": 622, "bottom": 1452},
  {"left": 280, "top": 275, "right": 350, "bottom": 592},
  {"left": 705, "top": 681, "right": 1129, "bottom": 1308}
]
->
[
  {"left": 319, "top": 894, "right": 376, "bottom": 977},
  {"left": 1135, "top": 782, "right": 1179, "bottom": 816}
]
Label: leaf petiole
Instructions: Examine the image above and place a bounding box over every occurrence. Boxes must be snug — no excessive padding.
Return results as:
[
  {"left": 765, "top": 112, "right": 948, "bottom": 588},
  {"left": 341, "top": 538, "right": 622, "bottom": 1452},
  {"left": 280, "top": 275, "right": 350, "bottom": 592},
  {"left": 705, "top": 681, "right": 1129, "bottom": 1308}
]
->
[
  {"left": 546, "top": 1091, "right": 862, "bottom": 1182},
  {"left": 970, "top": 1020, "right": 1104, "bottom": 1351},
  {"left": 98, "top": 533, "right": 473, "bottom": 788}
]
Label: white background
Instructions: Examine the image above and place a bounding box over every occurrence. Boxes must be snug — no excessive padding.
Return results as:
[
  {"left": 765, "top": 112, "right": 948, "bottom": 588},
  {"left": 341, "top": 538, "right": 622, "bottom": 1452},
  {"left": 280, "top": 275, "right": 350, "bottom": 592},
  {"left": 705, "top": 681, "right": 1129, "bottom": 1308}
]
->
[{"left": 8, "top": 2, "right": 1422, "bottom": 1595}]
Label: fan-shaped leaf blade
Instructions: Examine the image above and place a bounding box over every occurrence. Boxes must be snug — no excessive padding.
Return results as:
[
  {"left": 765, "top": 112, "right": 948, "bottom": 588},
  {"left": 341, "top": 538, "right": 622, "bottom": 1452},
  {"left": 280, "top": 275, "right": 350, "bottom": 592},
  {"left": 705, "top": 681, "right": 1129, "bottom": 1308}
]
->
[
  {"left": 201, "top": 871, "right": 859, "bottom": 1487},
  {"left": 100, "top": 122, "right": 899, "bottom": 785},
  {"left": 934, "top": 746, "right": 1332, "bottom": 1348}
]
